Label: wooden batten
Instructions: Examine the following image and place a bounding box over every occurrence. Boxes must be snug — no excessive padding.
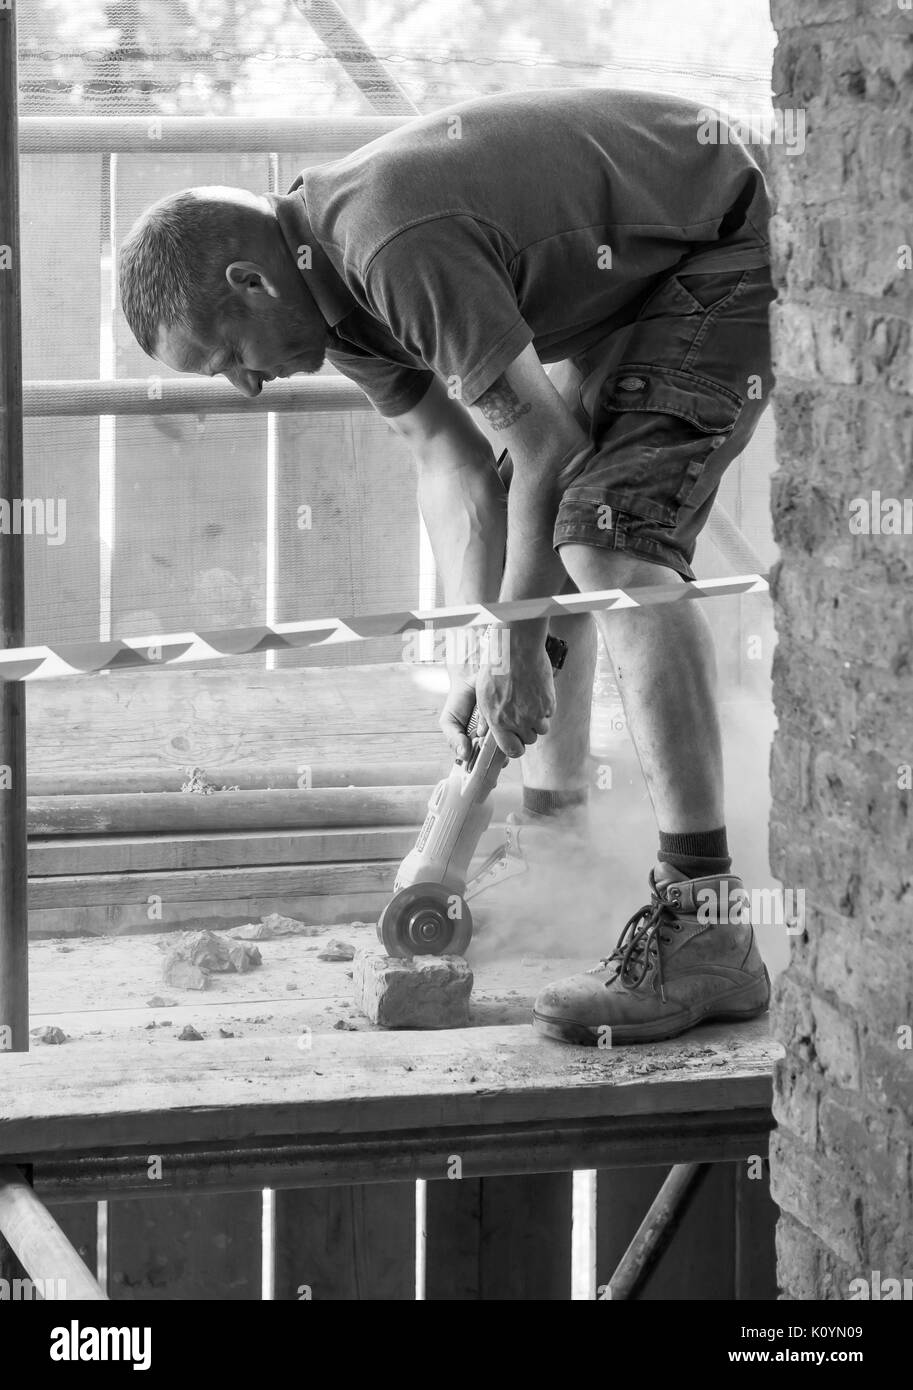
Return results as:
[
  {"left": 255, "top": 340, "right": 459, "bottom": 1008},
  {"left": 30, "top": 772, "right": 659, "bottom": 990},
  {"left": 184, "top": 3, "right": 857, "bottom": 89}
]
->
[{"left": 27, "top": 787, "right": 434, "bottom": 836}]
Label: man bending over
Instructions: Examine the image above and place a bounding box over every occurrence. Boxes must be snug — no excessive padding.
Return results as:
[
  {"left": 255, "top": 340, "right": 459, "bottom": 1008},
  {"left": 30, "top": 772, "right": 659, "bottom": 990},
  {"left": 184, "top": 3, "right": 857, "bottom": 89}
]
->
[{"left": 118, "top": 87, "right": 775, "bottom": 1044}]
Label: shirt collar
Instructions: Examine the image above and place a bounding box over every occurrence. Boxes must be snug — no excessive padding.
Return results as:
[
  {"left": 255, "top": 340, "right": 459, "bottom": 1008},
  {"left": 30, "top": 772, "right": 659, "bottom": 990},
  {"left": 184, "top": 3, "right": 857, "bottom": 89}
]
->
[{"left": 268, "top": 188, "right": 355, "bottom": 328}]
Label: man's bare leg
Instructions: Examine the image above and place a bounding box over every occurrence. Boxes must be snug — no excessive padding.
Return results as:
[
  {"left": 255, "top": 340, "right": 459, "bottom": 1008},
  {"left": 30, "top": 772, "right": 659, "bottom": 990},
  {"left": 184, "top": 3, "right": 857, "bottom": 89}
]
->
[
  {"left": 557, "top": 545, "right": 724, "bottom": 831},
  {"left": 520, "top": 610, "right": 596, "bottom": 793},
  {"left": 519, "top": 359, "right": 598, "bottom": 799},
  {"left": 531, "top": 542, "right": 770, "bottom": 1045}
]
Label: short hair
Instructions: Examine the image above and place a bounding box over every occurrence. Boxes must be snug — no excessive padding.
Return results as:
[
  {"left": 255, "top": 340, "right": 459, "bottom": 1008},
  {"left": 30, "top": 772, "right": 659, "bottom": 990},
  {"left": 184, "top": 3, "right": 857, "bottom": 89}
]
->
[{"left": 118, "top": 189, "right": 245, "bottom": 356}]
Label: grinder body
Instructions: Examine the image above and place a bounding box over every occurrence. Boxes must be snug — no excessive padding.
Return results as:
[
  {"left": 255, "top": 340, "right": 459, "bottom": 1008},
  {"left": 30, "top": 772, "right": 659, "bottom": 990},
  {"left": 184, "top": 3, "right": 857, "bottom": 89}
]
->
[{"left": 392, "top": 729, "right": 507, "bottom": 896}]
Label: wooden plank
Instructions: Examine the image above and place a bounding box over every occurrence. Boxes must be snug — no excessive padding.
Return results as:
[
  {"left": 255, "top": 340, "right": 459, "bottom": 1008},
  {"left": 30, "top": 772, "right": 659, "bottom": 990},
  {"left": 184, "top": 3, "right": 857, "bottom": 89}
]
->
[
  {"left": 28, "top": 861, "right": 398, "bottom": 909},
  {"left": 28, "top": 824, "right": 469, "bottom": 876},
  {"left": 19, "top": 153, "right": 101, "bottom": 648},
  {"left": 425, "top": 1173, "right": 572, "bottom": 1300},
  {"left": 596, "top": 1162, "right": 737, "bottom": 1300},
  {"left": 25, "top": 665, "right": 443, "bottom": 777},
  {"left": 111, "top": 154, "right": 270, "bottom": 668},
  {"left": 28, "top": 760, "right": 447, "bottom": 796},
  {"left": 273, "top": 1183, "right": 415, "bottom": 1300},
  {"left": 28, "top": 889, "right": 388, "bottom": 938},
  {"left": 734, "top": 1158, "right": 779, "bottom": 1299},
  {"left": 108, "top": 1192, "right": 261, "bottom": 1300},
  {"left": 23, "top": 923, "right": 579, "bottom": 1035},
  {"left": 0, "top": 1020, "right": 779, "bottom": 1160},
  {"left": 27, "top": 786, "right": 433, "bottom": 835}
]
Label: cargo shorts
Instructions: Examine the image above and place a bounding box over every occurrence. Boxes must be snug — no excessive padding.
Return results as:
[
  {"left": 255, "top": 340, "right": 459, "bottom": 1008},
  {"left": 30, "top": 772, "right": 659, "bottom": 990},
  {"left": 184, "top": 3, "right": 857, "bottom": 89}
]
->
[{"left": 548, "top": 263, "right": 776, "bottom": 580}]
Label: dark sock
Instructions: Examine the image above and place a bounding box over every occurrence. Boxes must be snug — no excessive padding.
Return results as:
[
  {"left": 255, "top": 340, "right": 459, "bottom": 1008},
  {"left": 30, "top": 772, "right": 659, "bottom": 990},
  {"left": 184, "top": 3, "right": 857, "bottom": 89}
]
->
[
  {"left": 658, "top": 826, "right": 731, "bottom": 879},
  {"left": 522, "top": 785, "right": 589, "bottom": 818}
]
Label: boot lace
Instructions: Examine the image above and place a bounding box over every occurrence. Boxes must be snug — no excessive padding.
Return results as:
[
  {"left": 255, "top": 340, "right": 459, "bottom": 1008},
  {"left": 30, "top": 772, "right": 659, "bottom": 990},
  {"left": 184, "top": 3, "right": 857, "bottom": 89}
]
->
[{"left": 588, "top": 883, "right": 681, "bottom": 1002}]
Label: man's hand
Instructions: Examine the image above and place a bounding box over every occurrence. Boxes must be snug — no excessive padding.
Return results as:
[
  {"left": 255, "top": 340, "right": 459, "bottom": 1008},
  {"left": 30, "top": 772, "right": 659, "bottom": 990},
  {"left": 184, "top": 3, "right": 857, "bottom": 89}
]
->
[
  {"left": 439, "top": 674, "right": 478, "bottom": 762},
  {"left": 475, "top": 632, "right": 555, "bottom": 758}
]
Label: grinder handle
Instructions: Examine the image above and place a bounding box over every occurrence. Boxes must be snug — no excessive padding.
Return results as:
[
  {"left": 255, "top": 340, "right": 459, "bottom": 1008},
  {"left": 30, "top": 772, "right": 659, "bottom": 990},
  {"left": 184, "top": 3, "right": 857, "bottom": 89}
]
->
[{"left": 462, "top": 633, "right": 567, "bottom": 753}]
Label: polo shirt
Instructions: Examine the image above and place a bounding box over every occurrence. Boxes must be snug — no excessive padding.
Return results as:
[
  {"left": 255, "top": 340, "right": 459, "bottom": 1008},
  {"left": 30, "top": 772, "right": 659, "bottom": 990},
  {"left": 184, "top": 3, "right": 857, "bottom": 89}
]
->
[{"left": 271, "top": 87, "right": 770, "bottom": 418}]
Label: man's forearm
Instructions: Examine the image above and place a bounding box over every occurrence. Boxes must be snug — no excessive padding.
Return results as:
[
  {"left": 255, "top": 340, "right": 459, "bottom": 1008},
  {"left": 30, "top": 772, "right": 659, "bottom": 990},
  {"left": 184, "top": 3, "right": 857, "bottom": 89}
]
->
[
  {"left": 417, "top": 448, "right": 507, "bottom": 604},
  {"left": 498, "top": 441, "right": 593, "bottom": 648}
]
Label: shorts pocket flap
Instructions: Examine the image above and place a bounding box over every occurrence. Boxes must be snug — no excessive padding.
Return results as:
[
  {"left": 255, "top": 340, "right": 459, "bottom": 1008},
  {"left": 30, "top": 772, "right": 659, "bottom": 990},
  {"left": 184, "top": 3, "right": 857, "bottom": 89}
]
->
[{"left": 601, "top": 365, "right": 742, "bottom": 434}]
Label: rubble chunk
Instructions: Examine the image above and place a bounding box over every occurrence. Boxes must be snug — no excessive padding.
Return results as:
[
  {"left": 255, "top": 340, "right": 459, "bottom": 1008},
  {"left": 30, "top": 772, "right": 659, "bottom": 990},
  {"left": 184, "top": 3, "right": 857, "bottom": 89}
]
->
[
  {"left": 317, "top": 939, "right": 356, "bottom": 962},
  {"left": 353, "top": 950, "right": 473, "bottom": 1029}
]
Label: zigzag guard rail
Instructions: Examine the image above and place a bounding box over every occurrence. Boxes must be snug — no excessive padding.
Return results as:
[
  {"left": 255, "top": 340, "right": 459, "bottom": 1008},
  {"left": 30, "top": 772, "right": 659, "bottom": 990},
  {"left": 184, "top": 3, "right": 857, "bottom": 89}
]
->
[{"left": 0, "top": 574, "right": 769, "bottom": 682}]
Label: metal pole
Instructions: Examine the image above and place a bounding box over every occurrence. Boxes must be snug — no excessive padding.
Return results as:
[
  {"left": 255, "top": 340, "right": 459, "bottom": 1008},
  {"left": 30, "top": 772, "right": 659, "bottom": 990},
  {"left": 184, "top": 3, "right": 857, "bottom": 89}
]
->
[
  {"left": 0, "top": 0, "right": 29, "bottom": 1056},
  {"left": 23, "top": 374, "right": 371, "bottom": 418},
  {"left": 608, "top": 1162, "right": 710, "bottom": 1299},
  {"left": 294, "top": 0, "right": 416, "bottom": 115},
  {"left": 0, "top": 1166, "right": 107, "bottom": 1299},
  {"left": 0, "top": 0, "right": 30, "bottom": 1292},
  {"left": 19, "top": 114, "right": 403, "bottom": 154}
]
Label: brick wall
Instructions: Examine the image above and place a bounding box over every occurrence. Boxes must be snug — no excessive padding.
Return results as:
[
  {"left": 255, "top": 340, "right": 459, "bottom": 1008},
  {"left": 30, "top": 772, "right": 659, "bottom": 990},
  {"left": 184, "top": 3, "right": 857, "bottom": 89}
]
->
[{"left": 768, "top": 0, "right": 913, "bottom": 1298}]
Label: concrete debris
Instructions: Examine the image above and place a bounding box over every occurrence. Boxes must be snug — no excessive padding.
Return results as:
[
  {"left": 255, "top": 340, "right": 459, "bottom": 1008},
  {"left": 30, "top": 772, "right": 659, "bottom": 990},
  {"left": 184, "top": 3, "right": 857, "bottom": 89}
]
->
[
  {"left": 146, "top": 995, "right": 177, "bottom": 1008},
  {"left": 30, "top": 1025, "right": 68, "bottom": 1045},
  {"left": 353, "top": 950, "right": 473, "bottom": 1029},
  {"left": 177, "top": 1024, "right": 203, "bottom": 1041},
  {"left": 180, "top": 766, "right": 239, "bottom": 794},
  {"left": 187, "top": 931, "right": 235, "bottom": 973},
  {"left": 230, "top": 911, "right": 318, "bottom": 940},
  {"left": 218, "top": 1028, "right": 235, "bottom": 1038},
  {"left": 163, "top": 930, "right": 261, "bottom": 987},
  {"left": 317, "top": 939, "right": 356, "bottom": 962},
  {"left": 162, "top": 958, "right": 209, "bottom": 991},
  {"left": 227, "top": 942, "right": 262, "bottom": 973},
  {"left": 333, "top": 1018, "right": 356, "bottom": 1030}
]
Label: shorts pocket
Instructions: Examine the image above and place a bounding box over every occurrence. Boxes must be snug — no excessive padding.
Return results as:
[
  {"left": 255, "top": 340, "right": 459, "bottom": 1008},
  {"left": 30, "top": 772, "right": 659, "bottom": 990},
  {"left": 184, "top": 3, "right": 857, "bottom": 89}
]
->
[{"left": 570, "top": 363, "right": 743, "bottom": 527}]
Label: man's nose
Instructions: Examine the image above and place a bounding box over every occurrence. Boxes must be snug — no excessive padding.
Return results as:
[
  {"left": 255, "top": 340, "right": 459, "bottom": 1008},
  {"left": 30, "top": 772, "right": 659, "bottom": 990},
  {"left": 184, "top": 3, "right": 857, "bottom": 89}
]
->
[{"left": 225, "top": 365, "right": 260, "bottom": 398}]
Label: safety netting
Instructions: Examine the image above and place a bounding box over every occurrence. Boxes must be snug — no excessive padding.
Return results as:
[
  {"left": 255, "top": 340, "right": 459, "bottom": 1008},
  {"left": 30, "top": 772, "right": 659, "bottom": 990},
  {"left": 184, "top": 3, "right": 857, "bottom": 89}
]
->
[{"left": 16, "top": 0, "right": 778, "bottom": 665}]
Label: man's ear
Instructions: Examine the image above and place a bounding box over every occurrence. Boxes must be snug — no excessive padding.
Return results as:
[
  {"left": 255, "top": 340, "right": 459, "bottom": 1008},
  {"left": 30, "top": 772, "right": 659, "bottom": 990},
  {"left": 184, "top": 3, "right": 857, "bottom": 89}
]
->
[{"left": 225, "top": 260, "right": 281, "bottom": 301}]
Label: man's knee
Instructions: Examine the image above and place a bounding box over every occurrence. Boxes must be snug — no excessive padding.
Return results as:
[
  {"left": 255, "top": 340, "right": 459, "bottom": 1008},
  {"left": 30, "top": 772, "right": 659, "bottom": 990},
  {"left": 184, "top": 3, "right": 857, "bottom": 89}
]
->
[{"left": 558, "top": 541, "right": 684, "bottom": 591}]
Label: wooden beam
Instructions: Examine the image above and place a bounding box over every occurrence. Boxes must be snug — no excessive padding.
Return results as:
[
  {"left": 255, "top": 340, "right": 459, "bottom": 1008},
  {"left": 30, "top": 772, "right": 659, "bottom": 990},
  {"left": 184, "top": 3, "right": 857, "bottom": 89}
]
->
[
  {"left": 27, "top": 860, "right": 398, "bottom": 909},
  {"left": 27, "top": 887, "right": 388, "bottom": 938},
  {"left": 0, "top": 1165, "right": 106, "bottom": 1299},
  {"left": 26, "top": 1112, "right": 774, "bottom": 1206},
  {"left": 29, "top": 824, "right": 476, "bottom": 876},
  {"left": 0, "top": 0, "right": 29, "bottom": 1057},
  {"left": 24, "top": 665, "right": 445, "bottom": 778},
  {"left": 27, "top": 786, "right": 433, "bottom": 835},
  {"left": 0, "top": 1020, "right": 778, "bottom": 1164},
  {"left": 27, "top": 761, "right": 446, "bottom": 796}
]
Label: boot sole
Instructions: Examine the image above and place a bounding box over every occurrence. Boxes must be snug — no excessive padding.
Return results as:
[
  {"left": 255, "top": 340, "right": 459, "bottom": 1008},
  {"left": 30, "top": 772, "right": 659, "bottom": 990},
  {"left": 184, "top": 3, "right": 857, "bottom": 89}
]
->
[{"left": 532, "top": 969, "right": 771, "bottom": 1046}]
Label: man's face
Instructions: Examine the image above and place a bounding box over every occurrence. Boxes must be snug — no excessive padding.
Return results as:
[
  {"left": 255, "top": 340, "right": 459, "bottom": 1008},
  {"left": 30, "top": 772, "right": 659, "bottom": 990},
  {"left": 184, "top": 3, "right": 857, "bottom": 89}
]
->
[{"left": 155, "top": 278, "right": 329, "bottom": 398}]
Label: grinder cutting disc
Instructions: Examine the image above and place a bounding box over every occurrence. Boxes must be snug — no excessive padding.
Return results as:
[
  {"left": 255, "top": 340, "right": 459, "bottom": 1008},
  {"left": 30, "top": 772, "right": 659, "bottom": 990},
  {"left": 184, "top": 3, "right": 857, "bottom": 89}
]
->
[{"left": 376, "top": 882, "right": 473, "bottom": 958}]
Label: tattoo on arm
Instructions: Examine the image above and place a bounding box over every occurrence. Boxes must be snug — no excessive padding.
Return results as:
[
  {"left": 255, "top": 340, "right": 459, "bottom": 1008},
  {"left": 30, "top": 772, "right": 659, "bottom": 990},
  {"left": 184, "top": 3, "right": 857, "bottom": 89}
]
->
[{"left": 476, "top": 376, "right": 532, "bottom": 431}]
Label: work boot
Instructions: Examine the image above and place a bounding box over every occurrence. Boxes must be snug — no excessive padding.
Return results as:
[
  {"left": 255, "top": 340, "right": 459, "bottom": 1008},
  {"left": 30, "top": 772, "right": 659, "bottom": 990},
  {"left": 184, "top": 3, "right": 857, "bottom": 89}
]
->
[{"left": 532, "top": 867, "right": 770, "bottom": 1044}]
